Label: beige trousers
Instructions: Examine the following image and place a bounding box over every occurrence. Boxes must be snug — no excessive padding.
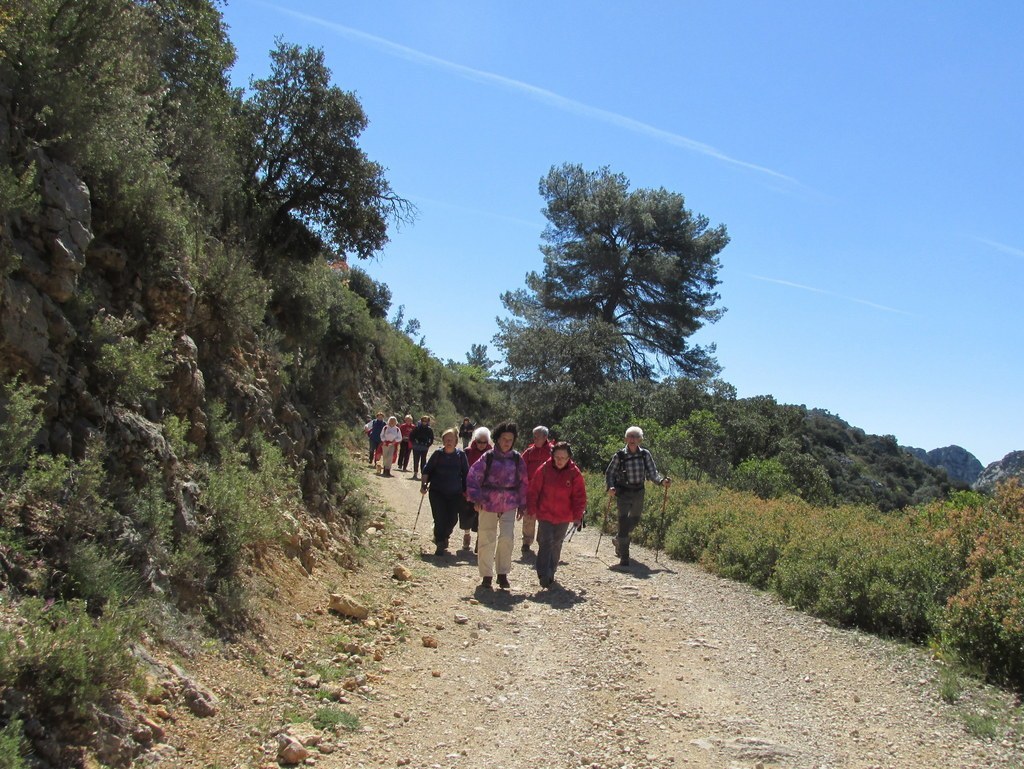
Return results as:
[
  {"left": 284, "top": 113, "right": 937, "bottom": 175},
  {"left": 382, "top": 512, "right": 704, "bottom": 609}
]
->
[{"left": 477, "top": 509, "right": 516, "bottom": 577}]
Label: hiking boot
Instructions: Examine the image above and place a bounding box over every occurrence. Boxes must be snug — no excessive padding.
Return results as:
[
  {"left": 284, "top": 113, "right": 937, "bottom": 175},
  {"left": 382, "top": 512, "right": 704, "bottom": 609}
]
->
[
  {"left": 434, "top": 545, "right": 446, "bottom": 556},
  {"left": 480, "top": 576, "right": 492, "bottom": 590},
  {"left": 382, "top": 469, "right": 392, "bottom": 477},
  {"left": 618, "top": 556, "right": 630, "bottom": 568},
  {"left": 411, "top": 473, "right": 419, "bottom": 480},
  {"left": 496, "top": 574, "right": 511, "bottom": 590},
  {"left": 521, "top": 543, "right": 532, "bottom": 556},
  {"left": 539, "top": 574, "right": 553, "bottom": 589}
]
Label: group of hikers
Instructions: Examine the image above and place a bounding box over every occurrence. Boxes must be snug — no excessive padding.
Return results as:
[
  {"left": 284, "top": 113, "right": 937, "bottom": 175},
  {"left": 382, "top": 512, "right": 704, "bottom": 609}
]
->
[
  {"left": 363, "top": 412, "right": 436, "bottom": 478},
  {"left": 364, "top": 414, "right": 671, "bottom": 591}
]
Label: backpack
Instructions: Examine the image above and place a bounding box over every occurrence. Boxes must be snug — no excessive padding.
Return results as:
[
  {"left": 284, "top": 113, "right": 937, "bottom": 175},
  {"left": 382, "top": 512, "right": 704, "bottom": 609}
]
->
[{"left": 481, "top": 450, "right": 522, "bottom": 490}]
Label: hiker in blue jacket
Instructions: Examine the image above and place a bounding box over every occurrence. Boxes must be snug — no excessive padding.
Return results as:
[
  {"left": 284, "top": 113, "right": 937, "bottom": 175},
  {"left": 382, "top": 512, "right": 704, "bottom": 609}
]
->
[{"left": 605, "top": 425, "right": 670, "bottom": 568}]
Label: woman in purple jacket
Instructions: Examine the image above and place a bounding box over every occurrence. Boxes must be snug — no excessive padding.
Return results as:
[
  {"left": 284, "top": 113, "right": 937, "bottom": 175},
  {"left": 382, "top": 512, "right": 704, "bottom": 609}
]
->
[{"left": 466, "top": 421, "right": 528, "bottom": 591}]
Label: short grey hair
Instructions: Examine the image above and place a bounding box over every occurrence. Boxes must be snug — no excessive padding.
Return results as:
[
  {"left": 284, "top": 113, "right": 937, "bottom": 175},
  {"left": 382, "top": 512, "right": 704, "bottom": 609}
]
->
[
  {"left": 471, "top": 426, "right": 492, "bottom": 444},
  {"left": 625, "top": 425, "right": 644, "bottom": 440},
  {"left": 532, "top": 425, "right": 549, "bottom": 437}
]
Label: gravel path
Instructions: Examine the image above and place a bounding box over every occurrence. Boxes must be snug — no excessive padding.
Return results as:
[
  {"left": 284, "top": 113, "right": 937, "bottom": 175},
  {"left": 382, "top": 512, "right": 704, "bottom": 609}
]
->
[{"left": 320, "top": 470, "right": 1022, "bottom": 769}]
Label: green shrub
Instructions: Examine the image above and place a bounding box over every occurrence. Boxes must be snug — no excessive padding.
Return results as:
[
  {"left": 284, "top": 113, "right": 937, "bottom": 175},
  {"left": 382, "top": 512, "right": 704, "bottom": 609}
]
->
[
  {"left": 0, "top": 378, "right": 46, "bottom": 479},
  {"left": 0, "top": 717, "right": 28, "bottom": 769},
  {"left": 943, "top": 481, "right": 1024, "bottom": 687},
  {"left": 0, "top": 598, "right": 140, "bottom": 721},
  {"left": 91, "top": 313, "right": 174, "bottom": 405}
]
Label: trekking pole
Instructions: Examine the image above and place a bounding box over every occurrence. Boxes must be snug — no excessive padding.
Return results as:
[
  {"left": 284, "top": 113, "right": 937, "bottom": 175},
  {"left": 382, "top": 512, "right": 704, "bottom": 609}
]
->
[
  {"left": 655, "top": 480, "right": 669, "bottom": 563},
  {"left": 595, "top": 494, "right": 612, "bottom": 555},
  {"left": 413, "top": 492, "right": 425, "bottom": 532}
]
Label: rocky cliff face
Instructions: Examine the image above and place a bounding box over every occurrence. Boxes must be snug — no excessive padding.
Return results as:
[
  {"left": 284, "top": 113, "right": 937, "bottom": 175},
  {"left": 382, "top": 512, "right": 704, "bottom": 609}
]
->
[
  {"left": 902, "top": 444, "right": 983, "bottom": 487},
  {"left": 973, "top": 451, "right": 1024, "bottom": 495},
  {"left": 1, "top": 145, "right": 357, "bottom": 581}
]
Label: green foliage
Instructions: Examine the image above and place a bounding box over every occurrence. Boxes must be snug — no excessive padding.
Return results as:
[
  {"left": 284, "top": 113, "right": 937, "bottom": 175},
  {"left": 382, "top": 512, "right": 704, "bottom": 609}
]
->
[
  {"left": 190, "top": 241, "right": 271, "bottom": 346},
  {"left": 0, "top": 718, "right": 28, "bottom": 769},
  {"left": 312, "top": 707, "right": 359, "bottom": 732},
  {"left": 499, "top": 163, "right": 727, "bottom": 379},
  {"left": 0, "top": 598, "right": 140, "bottom": 721},
  {"left": 0, "top": 378, "right": 46, "bottom": 480},
  {"left": 943, "top": 481, "right": 1024, "bottom": 687},
  {"left": 241, "top": 39, "right": 411, "bottom": 258},
  {"left": 556, "top": 400, "right": 633, "bottom": 471},
  {"left": 91, "top": 313, "right": 175, "bottom": 405},
  {"left": 729, "top": 457, "right": 795, "bottom": 499}
]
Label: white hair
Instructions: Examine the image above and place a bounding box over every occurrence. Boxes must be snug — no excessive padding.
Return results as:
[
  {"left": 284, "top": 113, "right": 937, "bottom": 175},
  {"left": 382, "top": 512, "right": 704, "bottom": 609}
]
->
[
  {"left": 532, "top": 425, "right": 549, "bottom": 436},
  {"left": 471, "top": 426, "right": 492, "bottom": 443},
  {"left": 625, "top": 425, "right": 644, "bottom": 440}
]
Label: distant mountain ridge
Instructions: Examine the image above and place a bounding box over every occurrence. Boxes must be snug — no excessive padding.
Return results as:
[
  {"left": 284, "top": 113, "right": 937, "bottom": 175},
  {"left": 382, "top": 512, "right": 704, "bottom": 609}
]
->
[
  {"left": 902, "top": 445, "right": 984, "bottom": 486},
  {"left": 972, "top": 451, "right": 1024, "bottom": 494}
]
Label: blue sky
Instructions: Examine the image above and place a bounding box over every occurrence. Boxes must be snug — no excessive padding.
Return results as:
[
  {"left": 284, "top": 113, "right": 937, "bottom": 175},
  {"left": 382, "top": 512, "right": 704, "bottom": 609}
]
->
[{"left": 220, "top": 1, "right": 1023, "bottom": 466}]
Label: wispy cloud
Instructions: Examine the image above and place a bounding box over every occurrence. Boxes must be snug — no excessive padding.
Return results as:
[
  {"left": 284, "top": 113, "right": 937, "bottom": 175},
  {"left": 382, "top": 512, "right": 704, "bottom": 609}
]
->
[
  {"left": 261, "top": 3, "right": 799, "bottom": 185},
  {"left": 974, "top": 237, "right": 1024, "bottom": 260},
  {"left": 748, "top": 274, "right": 913, "bottom": 316}
]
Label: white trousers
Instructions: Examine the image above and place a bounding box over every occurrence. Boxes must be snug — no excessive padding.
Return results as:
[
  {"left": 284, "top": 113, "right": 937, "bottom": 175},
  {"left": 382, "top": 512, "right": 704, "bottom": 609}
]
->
[{"left": 477, "top": 509, "right": 516, "bottom": 577}]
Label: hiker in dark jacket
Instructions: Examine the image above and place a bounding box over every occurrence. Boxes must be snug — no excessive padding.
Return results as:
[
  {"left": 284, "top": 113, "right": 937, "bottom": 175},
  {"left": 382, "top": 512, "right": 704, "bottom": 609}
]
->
[
  {"left": 420, "top": 429, "right": 469, "bottom": 556},
  {"left": 604, "top": 425, "right": 670, "bottom": 568},
  {"left": 458, "top": 417, "right": 475, "bottom": 448},
  {"left": 466, "top": 421, "right": 527, "bottom": 591},
  {"left": 528, "top": 442, "right": 586, "bottom": 589},
  {"left": 364, "top": 411, "right": 385, "bottom": 465},
  {"left": 409, "top": 415, "right": 434, "bottom": 480}
]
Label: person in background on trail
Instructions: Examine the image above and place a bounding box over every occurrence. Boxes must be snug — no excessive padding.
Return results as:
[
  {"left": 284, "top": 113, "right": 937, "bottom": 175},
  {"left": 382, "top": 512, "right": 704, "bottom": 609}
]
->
[
  {"left": 460, "top": 426, "right": 492, "bottom": 552},
  {"left": 527, "top": 441, "right": 586, "bottom": 589},
  {"left": 409, "top": 415, "right": 434, "bottom": 480},
  {"left": 458, "top": 417, "right": 476, "bottom": 448},
  {"left": 604, "top": 425, "right": 671, "bottom": 569},
  {"left": 364, "top": 411, "right": 385, "bottom": 466},
  {"left": 466, "top": 421, "right": 528, "bottom": 591},
  {"left": 379, "top": 416, "right": 402, "bottom": 477},
  {"left": 397, "top": 414, "right": 415, "bottom": 472},
  {"left": 420, "top": 428, "right": 469, "bottom": 556},
  {"left": 520, "top": 425, "right": 554, "bottom": 555}
]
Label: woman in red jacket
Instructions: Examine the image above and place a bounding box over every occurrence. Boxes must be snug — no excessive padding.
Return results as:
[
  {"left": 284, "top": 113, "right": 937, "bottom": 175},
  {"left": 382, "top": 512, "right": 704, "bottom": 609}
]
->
[{"left": 526, "top": 441, "right": 586, "bottom": 589}]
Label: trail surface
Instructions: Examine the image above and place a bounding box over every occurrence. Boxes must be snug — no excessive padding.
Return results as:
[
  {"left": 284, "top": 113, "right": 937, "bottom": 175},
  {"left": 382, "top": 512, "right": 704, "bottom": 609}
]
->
[{"left": 325, "top": 469, "right": 1020, "bottom": 769}]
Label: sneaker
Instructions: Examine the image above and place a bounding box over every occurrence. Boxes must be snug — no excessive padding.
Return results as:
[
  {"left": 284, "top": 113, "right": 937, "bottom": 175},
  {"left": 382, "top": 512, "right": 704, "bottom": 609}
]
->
[
  {"left": 412, "top": 474, "right": 419, "bottom": 480},
  {"left": 480, "top": 576, "right": 492, "bottom": 590},
  {"left": 496, "top": 574, "right": 510, "bottom": 590}
]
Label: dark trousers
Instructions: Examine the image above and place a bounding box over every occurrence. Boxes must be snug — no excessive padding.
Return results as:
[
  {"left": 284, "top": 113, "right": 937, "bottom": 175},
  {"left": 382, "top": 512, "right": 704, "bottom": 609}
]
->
[
  {"left": 368, "top": 436, "right": 380, "bottom": 463},
  {"left": 458, "top": 497, "right": 478, "bottom": 532},
  {"left": 536, "top": 520, "right": 570, "bottom": 584},
  {"left": 412, "top": 449, "right": 428, "bottom": 475},
  {"left": 397, "top": 442, "right": 411, "bottom": 470},
  {"left": 429, "top": 489, "right": 463, "bottom": 548},
  {"left": 615, "top": 488, "right": 645, "bottom": 557}
]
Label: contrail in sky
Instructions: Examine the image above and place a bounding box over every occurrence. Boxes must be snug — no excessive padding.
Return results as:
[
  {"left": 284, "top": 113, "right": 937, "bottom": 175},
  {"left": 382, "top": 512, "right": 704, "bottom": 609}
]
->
[
  {"left": 975, "top": 237, "right": 1024, "bottom": 260},
  {"left": 748, "top": 274, "right": 913, "bottom": 316},
  {"left": 261, "top": 3, "right": 799, "bottom": 185}
]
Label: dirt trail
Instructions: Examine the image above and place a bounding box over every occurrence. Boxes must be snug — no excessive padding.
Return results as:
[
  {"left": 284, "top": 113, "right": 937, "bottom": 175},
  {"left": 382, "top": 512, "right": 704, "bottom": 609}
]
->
[{"left": 316, "top": 468, "right": 1021, "bottom": 769}]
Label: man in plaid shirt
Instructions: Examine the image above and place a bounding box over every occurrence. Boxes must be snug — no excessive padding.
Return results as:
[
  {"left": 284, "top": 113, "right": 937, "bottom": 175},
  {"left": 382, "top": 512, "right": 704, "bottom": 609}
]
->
[{"left": 605, "top": 426, "right": 671, "bottom": 568}]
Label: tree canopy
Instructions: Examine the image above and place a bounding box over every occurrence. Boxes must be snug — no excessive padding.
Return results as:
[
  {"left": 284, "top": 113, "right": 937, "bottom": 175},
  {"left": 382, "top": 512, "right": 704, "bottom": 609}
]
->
[
  {"left": 499, "top": 163, "right": 729, "bottom": 379},
  {"left": 242, "top": 40, "right": 413, "bottom": 258}
]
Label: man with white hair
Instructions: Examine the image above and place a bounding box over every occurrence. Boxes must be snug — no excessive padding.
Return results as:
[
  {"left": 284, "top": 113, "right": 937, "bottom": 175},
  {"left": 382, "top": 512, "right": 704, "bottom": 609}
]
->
[{"left": 604, "top": 426, "right": 670, "bottom": 568}]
